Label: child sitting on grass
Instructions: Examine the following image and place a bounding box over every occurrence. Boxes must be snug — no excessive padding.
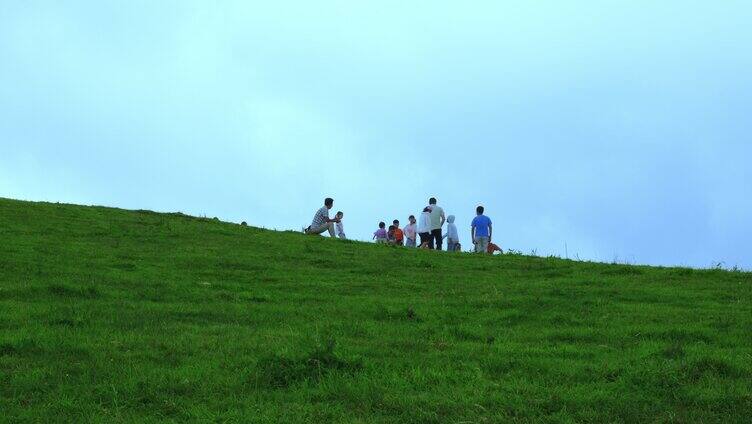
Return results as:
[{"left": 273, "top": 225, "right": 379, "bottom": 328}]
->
[
  {"left": 487, "top": 242, "right": 503, "bottom": 254},
  {"left": 392, "top": 220, "right": 404, "bottom": 246},
  {"left": 387, "top": 225, "right": 397, "bottom": 244},
  {"left": 335, "top": 211, "right": 346, "bottom": 239},
  {"left": 373, "top": 222, "right": 387, "bottom": 243}
]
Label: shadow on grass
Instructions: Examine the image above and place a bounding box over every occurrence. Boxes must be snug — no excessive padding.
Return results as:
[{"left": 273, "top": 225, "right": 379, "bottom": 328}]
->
[
  {"left": 47, "top": 283, "right": 100, "bottom": 299},
  {"left": 0, "top": 339, "right": 44, "bottom": 357},
  {"left": 681, "top": 357, "right": 745, "bottom": 382}
]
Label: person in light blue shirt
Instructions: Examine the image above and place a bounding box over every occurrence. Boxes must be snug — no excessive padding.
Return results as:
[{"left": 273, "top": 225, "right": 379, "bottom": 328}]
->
[
  {"left": 471, "top": 205, "right": 492, "bottom": 253},
  {"left": 442, "top": 215, "right": 460, "bottom": 252}
]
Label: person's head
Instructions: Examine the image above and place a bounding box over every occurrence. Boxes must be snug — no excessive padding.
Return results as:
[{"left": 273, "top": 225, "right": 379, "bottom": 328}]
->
[
  {"left": 447, "top": 215, "right": 455, "bottom": 224},
  {"left": 324, "top": 198, "right": 334, "bottom": 209},
  {"left": 409, "top": 215, "right": 416, "bottom": 223},
  {"left": 393, "top": 219, "right": 400, "bottom": 227},
  {"left": 336, "top": 211, "right": 343, "bottom": 219},
  {"left": 429, "top": 197, "right": 437, "bottom": 205},
  {"left": 423, "top": 207, "right": 432, "bottom": 213},
  {"left": 476, "top": 205, "right": 485, "bottom": 215},
  {"left": 379, "top": 221, "right": 386, "bottom": 229},
  {"left": 388, "top": 225, "right": 396, "bottom": 232}
]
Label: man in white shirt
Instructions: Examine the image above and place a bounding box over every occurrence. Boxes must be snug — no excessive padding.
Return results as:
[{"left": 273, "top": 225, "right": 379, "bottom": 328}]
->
[
  {"left": 428, "top": 197, "right": 446, "bottom": 250},
  {"left": 305, "top": 198, "right": 339, "bottom": 237}
]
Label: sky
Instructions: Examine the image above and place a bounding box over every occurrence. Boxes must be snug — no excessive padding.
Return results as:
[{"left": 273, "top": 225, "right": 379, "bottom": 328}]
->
[{"left": 1, "top": 1, "right": 751, "bottom": 268}]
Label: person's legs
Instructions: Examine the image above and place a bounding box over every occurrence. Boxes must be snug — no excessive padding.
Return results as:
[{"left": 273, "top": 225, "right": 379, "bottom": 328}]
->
[
  {"left": 308, "top": 222, "right": 335, "bottom": 237},
  {"left": 427, "top": 232, "right": 435, "bottom": 249},
  {"left": 475, "top": 236, "right": 489, "bottom": 253},
  {"left": 432, "top": 229, "right": 443, "bottom": 251},
  {"left": 406, "top": 238, "right": 416, "bottom": 248},
  {"left": 307, "top": 224, "right": 325, "bottom": 235},
  {"left": 419, "top": 232, "right": 430, "bottom": 248}
]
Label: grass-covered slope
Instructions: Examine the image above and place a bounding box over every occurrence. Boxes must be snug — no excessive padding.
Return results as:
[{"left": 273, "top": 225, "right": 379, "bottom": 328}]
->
[{"left": 1, "top": 197, "right": 751, "bottom": 423}]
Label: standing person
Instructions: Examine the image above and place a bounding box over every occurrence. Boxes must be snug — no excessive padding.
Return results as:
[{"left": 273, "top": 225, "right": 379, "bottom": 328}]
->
[
  {"left": 428, "top": 197, "right": 446, "bottom": 250},
  {"left": 335, "top": 211, "right": 346, "bottom": 239},
  {"left": 471, "top": 205, "right": 493, "bottom": 253},
  {"left": 403, "top": 215, "right": 417, "bottom": 248},
  {"left": 393, "top": 220, "right": 404, "bottom": 246},
  {"left": 305, "top": 197, "right": 339, "bottom": 237},
  {"left": 417, "top": 206, "right": 433, "bottom": 248},
  {"left": 443, "top": 215, "right": 459, "bottom": 252}
]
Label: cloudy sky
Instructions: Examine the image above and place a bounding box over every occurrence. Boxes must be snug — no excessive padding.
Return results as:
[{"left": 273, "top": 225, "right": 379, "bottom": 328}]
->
[{"left": 1, "top": 1, "right": 750, "bottom": 268}]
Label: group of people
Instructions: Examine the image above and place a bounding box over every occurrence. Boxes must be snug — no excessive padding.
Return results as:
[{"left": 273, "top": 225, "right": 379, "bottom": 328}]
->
[{"left": 304, "top": 197, "right": 502, "bottom": 254}]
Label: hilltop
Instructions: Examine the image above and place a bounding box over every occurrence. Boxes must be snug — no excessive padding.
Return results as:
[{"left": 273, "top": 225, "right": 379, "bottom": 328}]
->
[{"left": 0, "top": 197, "right": 750, "bottom": 423}]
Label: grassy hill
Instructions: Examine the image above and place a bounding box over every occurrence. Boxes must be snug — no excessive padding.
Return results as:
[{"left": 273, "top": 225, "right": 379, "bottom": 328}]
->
[{"left": 1, "top": 197, "right": 750, "bottom": 423}]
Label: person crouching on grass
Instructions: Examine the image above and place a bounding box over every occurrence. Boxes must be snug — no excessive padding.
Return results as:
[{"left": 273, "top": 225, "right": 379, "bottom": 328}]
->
[
  {"left": 373, "top": 222, "right": 387, "bottom": 243},
  {"left": 305, "top": 197, "right": 339, "bottom": 237},
  {"left": 417, "top": 206, "right": 433, "bottom": 248}
]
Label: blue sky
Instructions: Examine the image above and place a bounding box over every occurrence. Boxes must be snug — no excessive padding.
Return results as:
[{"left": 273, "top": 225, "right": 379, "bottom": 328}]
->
[{"left": 1, "top": 1, "right": 751, "bottom": 268}]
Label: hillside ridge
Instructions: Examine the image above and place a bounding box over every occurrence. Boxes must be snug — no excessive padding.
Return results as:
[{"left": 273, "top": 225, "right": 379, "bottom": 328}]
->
[
  {"left": 1, "top": 196, "right": 751, "bottom": 423},
  {"left": 1, "top": 196, "right": 745, "bottom": 273}
]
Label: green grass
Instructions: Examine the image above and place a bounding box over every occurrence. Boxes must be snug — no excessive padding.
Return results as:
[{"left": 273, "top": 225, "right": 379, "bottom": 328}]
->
[{"left": 1, "top": 197, "right": 751, "bottom": 423}]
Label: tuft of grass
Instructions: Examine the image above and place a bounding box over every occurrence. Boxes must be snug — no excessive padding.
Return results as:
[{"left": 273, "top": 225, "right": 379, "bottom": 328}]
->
[
  {"left": 374, "top": 305, "right": 423, "bottom": 322},
  {"left": 253, "top": 339, "right": 363, "bottom": 388},
  {"left": 661, "top": 342, "right": 685, "bottom": 360},
  {"left": 682, "top": 357, "right": 744, "bottom": 382}
]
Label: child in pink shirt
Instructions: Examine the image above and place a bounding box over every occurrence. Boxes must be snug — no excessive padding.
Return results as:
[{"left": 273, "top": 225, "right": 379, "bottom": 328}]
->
[
  {"left": 373, "top": 222, "right": 387, "bottom": 243},
  {"left": 403, "top": 215, "right": 417, "bottom": 247}
]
